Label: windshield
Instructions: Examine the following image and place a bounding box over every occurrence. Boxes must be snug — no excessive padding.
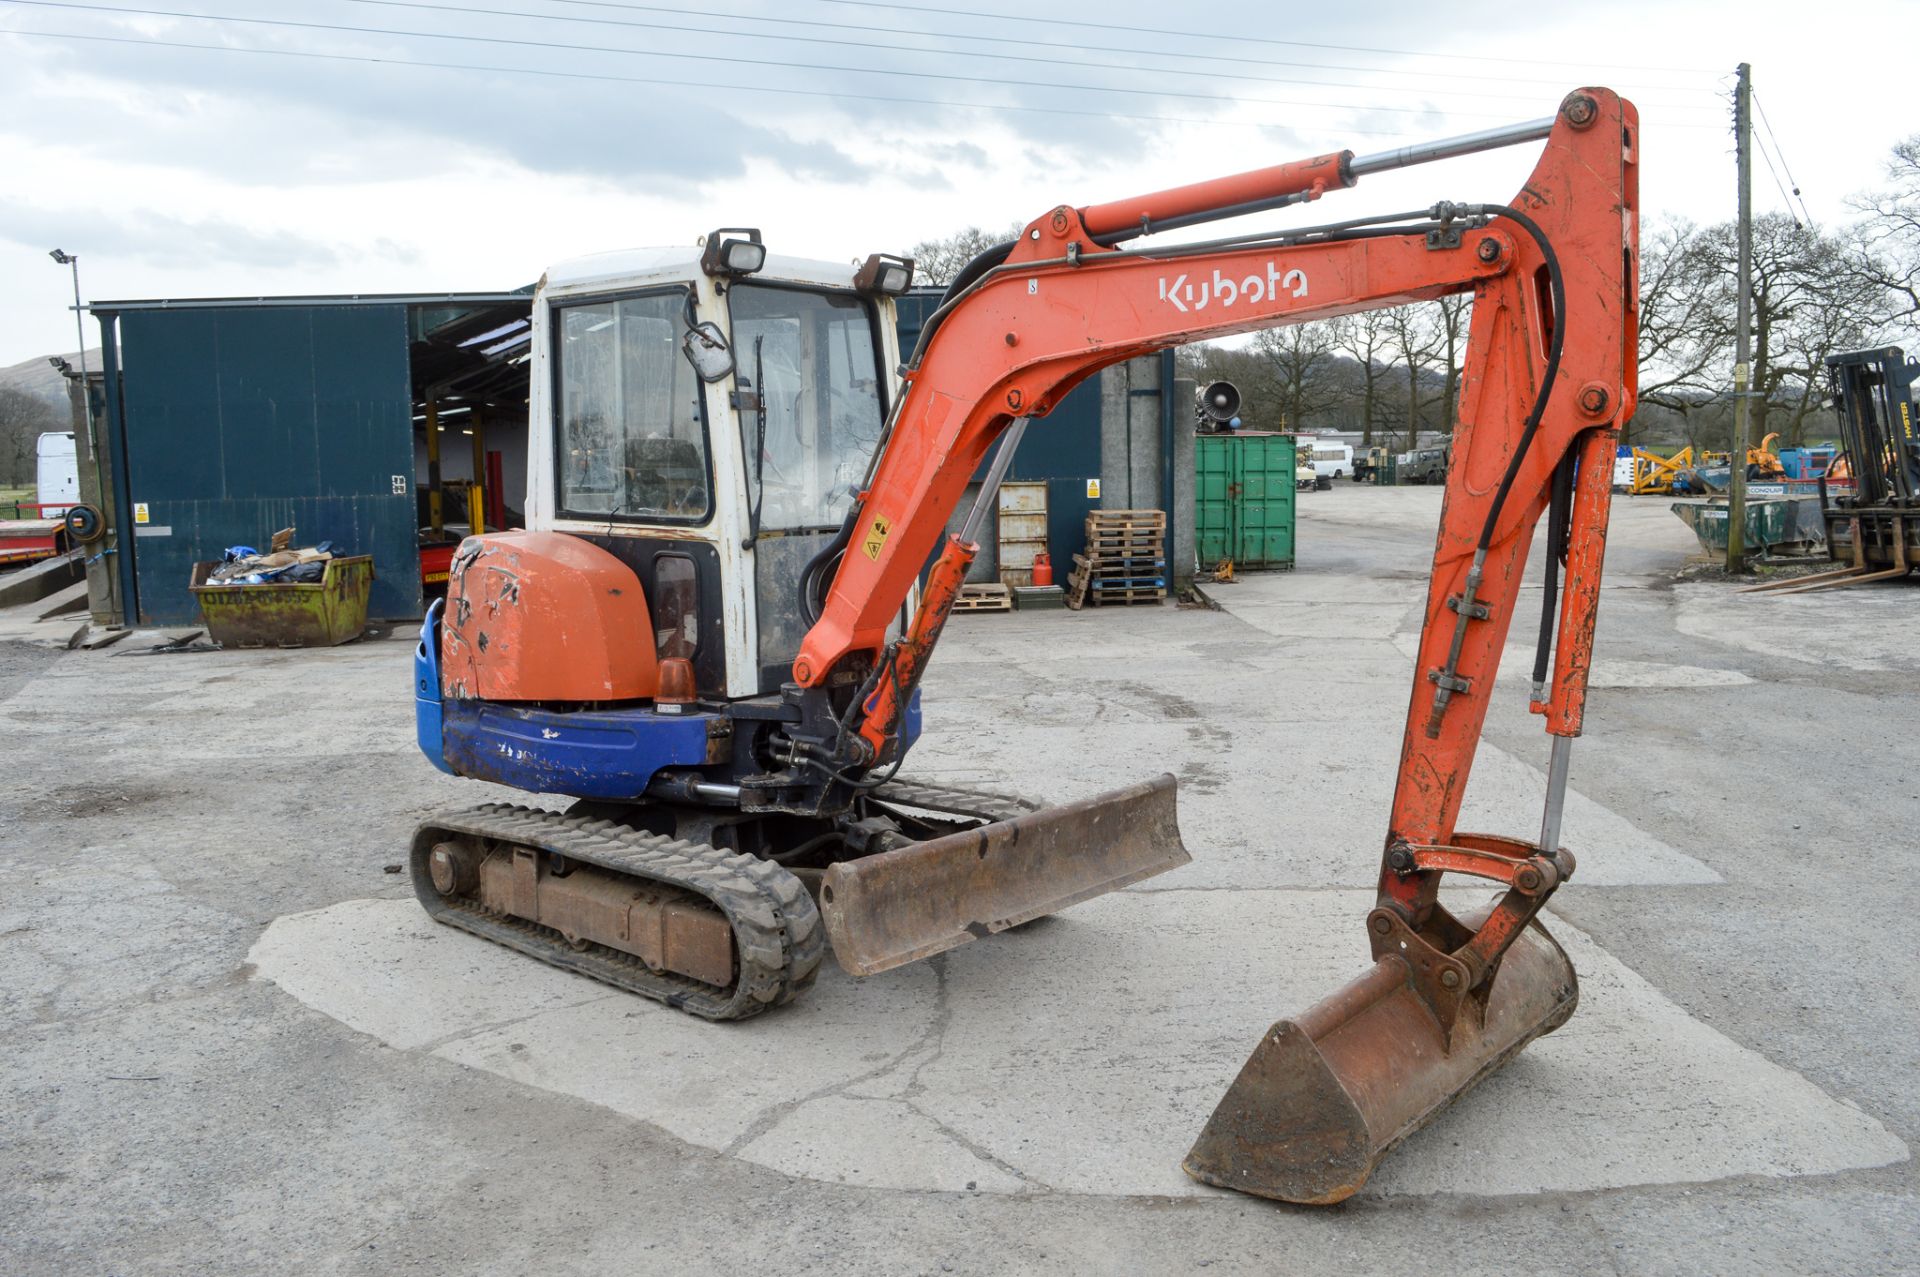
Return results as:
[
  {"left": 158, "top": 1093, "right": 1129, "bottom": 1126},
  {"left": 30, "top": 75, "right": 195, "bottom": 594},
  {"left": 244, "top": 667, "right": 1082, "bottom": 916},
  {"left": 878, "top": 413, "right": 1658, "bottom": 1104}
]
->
[
  {"left": 728, "top": 284, "right": 886, "bottom": 531},
  {"left": 554, "top": 289, "right": 711, "bottom": 522}
]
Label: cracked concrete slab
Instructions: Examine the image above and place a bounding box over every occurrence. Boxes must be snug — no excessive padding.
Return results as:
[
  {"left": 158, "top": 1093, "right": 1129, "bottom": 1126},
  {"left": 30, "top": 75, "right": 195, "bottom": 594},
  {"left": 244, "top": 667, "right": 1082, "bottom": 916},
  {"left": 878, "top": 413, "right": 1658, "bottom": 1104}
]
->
[
  {"left": 734, "top": 1095, "right": 1030, "bottom": 1194},
  {"left": 250, "top": 892, "right": 1904, "bottom": 1201}
]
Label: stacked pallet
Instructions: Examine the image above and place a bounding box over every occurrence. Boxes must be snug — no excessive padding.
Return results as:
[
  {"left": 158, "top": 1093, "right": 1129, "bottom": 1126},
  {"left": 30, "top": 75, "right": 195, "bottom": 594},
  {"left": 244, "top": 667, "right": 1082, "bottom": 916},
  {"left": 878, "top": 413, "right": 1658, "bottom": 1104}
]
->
[
  {"left": 1067, "top": 510, "right": 1168, "bottom": 608},
  {"left": 953, "top": 582, "right": 1014, "bottom": 613}
]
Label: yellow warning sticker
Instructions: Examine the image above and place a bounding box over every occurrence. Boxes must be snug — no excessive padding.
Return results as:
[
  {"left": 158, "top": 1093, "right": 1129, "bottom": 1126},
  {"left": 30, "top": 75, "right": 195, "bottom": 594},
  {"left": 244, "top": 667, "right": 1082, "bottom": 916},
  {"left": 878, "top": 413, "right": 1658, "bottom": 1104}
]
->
[{"left": 862, "top": 515, "right": 891, "bottom": 560}]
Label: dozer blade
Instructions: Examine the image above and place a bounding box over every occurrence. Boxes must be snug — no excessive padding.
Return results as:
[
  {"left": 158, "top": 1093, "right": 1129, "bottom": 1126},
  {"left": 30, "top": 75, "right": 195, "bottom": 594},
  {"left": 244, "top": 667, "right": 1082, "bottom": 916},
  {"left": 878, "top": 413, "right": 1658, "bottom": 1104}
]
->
[
  {"left": 820, "top": 773, "right": 1190, "bottom": 977},
  {"left": 1183, "top": 907, "right": 1577, "bottom": 1205}
]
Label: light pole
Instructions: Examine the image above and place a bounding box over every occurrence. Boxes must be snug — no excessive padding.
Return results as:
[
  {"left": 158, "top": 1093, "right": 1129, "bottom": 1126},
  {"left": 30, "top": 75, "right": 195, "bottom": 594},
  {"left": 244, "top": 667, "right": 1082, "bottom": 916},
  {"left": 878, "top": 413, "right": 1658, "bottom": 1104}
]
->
[{"left": 48, "top": 249, "right": 95, "bottom": 462}]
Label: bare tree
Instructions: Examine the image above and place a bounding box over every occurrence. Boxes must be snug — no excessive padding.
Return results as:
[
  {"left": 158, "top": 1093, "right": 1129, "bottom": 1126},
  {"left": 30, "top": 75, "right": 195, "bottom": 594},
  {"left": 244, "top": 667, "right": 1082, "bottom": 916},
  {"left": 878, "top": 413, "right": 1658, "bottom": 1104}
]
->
[
  {"left": 1845, "top": 134, "right": 1920, "bottom": 339},
  {"left": 0, "top": 387, "right": 61, "bottom": 488},
  {"left": 1331, "top": 310, "right": 1390, "bottom": 445},
  {"left": 1249, "top": 321, "right": 1343, "bottom": 432},
  {"left": 1633, "top": 213, "right": 1884, "bottom": 449},
  {"left": 1384, "top": 304, "right": 1440, "bottom": 450},
  {"left": 906, "top": 223, "right": 1025, "bottom": 287},
  {"left": 1701, "top": 213, "right": 1883, "bottom": 445},
  {"left": 1433, "top": 294, "right": 1471, "bottom": 435},
  {"left": 1633, "top": 217, "right": 1726, "bottom": 449}
]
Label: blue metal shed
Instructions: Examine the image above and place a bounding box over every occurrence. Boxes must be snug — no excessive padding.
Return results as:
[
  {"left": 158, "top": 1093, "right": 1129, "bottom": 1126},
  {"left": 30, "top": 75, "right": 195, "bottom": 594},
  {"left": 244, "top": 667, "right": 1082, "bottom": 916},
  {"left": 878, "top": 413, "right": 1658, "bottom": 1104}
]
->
[{"left": 92, "top": 292, "right": 530, "bottom": 626}]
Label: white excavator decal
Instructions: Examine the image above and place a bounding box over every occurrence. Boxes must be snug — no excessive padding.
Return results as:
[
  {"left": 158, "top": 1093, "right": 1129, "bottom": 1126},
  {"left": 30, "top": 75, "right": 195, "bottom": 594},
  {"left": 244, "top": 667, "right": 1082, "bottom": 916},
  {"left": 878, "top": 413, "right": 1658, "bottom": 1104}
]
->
[{"left": 1157, "top": 263, "right": 1308, "bottom": 313}]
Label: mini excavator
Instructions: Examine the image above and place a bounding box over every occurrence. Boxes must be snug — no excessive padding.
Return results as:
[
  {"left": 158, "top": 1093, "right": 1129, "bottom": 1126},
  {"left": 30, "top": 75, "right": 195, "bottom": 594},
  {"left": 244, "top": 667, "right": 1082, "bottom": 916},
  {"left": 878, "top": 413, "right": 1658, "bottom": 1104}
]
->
[{"left": 412, "top": 88, "right": 1639, "bottom": 1204}]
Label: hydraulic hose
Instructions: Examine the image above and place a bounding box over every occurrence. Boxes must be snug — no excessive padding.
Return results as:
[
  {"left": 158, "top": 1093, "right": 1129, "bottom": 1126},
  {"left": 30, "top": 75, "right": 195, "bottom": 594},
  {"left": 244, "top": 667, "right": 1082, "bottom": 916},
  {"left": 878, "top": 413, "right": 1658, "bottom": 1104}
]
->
[
  {"left": 1472, "top": 203, "right": 1567, "bottom": 555},
  {"left": 908, "top": 239, "right": 1018, "bottom": 365},
  {"left": 1421, "top": 200, "right": 1569, "bottom": 737},
  {"left": 1533, "top": 450, "right": 1577, "bottom": 697}
]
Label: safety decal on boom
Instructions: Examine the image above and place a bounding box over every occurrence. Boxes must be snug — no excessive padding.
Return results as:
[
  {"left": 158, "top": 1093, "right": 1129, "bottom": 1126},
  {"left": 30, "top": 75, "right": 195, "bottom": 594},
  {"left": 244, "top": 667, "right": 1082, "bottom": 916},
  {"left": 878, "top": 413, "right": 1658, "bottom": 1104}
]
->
[{"left": 862, "top": 515, "right": 891, "bottom": 560}]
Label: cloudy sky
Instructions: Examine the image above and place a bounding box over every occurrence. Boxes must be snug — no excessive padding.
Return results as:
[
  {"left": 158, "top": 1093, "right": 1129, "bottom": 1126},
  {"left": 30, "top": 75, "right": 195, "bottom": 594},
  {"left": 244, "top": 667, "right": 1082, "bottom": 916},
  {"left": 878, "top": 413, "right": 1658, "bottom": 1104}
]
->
[{"left": 1, "top": 0, "right": 1913, "bottom": 364}]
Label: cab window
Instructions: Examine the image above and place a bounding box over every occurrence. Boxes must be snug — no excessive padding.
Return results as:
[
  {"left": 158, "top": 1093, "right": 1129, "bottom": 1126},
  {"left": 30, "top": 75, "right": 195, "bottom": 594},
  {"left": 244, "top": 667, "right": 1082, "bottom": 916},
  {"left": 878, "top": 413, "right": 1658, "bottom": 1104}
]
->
[{"left": 554, "top": 290, "right": 711, "bottom": 522}]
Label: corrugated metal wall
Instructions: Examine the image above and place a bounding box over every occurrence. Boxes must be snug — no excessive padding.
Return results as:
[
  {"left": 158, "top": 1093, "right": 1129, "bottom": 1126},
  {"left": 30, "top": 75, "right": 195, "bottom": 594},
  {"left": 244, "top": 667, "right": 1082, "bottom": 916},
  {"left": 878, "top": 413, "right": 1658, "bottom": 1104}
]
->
[{"left": 117, "top": 305, "right": 421, "bottom": 624}]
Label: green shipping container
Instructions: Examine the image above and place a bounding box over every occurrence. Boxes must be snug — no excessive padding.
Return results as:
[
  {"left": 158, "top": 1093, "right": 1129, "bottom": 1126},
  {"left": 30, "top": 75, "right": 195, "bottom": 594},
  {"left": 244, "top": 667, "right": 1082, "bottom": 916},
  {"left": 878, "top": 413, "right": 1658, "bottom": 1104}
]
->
[{"left": 1195, "top": 432, "right": 1296, "bottom": 570}]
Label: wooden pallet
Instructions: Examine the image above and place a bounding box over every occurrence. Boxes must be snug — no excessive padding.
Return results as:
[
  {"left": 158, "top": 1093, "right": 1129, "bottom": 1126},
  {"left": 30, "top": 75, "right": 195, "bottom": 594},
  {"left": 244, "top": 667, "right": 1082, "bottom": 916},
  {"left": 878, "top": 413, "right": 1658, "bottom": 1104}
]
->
[
  {"left": 1087, "top": 584, "right": 1167, "bottom": 606},
  {"left": 1066, "top": 564, "right": 1092, "bottom": 610},
  {"left": 1073, "top": 551, "right": 1166, "bottom": 573},
  {"left": 1086, "top": 508, "right": 1166, "bottom": 529},
  {"left": 953, "top": 582, "right": 1013, "bottom": 613},
  {"left": 1068, "top": 557, "right": 1168, "bottom": 608},
  {"left": 1068, "top": 511, "right": 1171, "bottom": 609},
  {"left": 1083, "top": 538, "right": 1165, "bottom": 557},
  {"left": 1084, "top": 510, "right": 1166, "bottom": 555}
]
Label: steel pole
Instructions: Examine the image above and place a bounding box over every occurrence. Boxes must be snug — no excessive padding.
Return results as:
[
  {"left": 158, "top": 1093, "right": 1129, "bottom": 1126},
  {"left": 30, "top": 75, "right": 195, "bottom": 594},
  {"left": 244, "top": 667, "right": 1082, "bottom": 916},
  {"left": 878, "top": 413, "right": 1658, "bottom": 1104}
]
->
[{"left": 66, "top": 259, "right": 98, "bottom": 461}]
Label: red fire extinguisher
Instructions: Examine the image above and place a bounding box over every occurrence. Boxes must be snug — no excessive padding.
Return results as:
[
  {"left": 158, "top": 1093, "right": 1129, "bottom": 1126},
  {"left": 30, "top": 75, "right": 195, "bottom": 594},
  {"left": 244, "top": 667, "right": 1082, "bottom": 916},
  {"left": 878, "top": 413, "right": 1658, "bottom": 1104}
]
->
[{"left": 1031, "top": 551, "right": 1054, "bottom": 588}]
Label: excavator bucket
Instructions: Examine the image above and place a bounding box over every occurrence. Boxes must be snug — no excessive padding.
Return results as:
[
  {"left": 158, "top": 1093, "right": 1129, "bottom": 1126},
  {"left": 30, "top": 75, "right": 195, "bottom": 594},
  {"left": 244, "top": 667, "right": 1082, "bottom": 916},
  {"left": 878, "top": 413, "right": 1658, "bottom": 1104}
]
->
[
  {"left": 1183, "top": 905, "right": 1577, "bottom": 1205},
  {"left": 820, "top": 773, "right": 1190, "bottom": 976}
]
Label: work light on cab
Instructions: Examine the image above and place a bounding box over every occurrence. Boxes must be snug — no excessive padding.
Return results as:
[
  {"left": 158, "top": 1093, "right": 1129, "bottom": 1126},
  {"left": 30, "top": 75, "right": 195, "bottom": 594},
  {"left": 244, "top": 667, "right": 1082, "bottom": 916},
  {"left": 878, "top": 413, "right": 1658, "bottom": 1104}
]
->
[
  {"left": 855, "top": 253, "right": 915, "bottom": 296},
  {"left": 701, "top": 227, "right": 766, "bottom": 277}
]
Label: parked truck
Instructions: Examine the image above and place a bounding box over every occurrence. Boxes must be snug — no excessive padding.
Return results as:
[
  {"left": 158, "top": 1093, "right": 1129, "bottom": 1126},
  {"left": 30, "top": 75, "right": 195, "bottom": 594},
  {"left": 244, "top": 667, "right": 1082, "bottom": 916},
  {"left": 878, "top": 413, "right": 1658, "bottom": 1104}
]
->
[
  {"left": 1399, "top": 444, "right": 1450, "bottom": 484},
  {"left": 1352, "top": 445, "right": 1389, "bottom": 483}
]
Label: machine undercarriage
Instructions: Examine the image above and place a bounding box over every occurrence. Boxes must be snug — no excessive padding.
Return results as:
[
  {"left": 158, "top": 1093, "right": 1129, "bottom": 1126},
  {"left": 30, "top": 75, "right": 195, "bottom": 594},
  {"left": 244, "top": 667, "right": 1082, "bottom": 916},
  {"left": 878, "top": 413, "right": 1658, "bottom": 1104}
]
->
[{"left": 413, "top": 775, "right": 1184, "bottom": 1018}]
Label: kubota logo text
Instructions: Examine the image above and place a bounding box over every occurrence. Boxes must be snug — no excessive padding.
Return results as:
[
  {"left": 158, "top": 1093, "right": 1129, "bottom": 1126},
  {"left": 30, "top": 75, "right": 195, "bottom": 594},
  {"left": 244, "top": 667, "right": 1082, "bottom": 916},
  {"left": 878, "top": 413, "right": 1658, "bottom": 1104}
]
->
[{"left": 1158, "top": 263, "right": 1308, "bottom": 314}]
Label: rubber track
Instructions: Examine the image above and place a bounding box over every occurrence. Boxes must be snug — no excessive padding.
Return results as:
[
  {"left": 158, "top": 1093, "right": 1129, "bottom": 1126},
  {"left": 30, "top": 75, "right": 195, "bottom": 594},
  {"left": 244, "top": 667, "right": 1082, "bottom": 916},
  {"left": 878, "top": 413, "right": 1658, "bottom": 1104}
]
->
[
  {"left": 411, "top": 803, "right": 824, "bottom": 1022},
  {"left": 868, "top": 778, "right": 1043, "bottom": 825}
]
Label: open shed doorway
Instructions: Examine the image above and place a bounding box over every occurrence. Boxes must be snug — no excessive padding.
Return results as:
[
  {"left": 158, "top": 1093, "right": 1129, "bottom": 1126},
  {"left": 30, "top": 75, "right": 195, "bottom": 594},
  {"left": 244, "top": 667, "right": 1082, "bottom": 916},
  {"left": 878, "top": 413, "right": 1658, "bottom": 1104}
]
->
[{"left": 408, "top": 298, "right": 534, "bottom": 596}]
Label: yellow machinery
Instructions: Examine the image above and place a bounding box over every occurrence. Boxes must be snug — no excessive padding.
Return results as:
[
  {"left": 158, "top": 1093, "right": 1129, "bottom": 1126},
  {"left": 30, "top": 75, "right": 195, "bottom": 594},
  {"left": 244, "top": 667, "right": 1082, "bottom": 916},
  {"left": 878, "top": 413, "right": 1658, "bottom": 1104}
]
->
[
  {"left": 1631, "top": 445, "right": 1693, "bottom": 494},
  {"left": 1634, "top": 437, "right": 1785, "bottom": 496}
]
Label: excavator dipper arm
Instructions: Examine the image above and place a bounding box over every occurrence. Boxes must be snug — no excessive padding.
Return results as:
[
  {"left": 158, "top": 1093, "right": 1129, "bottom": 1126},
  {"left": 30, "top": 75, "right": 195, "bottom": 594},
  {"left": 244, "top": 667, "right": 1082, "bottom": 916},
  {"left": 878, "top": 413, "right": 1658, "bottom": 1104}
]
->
[{"left": 796, "top": 88, "right": 1639, "bottom": 1204}]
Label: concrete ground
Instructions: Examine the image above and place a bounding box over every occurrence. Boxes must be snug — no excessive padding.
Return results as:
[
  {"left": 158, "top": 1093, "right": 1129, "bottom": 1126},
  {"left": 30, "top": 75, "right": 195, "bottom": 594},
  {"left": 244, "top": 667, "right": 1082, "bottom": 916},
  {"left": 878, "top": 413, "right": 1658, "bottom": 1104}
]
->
[{"left": 2, "top": 484, "right": 1915, "bottom": 1275}]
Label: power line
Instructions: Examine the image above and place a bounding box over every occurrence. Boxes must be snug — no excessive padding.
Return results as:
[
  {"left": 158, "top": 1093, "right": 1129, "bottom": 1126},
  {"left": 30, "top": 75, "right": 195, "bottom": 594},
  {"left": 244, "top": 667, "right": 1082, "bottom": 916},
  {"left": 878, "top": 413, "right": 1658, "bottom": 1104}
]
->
[
  {"left": 0, "top": 0, "right": 1663, "bottom": 123},
  {"left": 335, "top": 0, "right": 1722, "bottom": 111},
  {"left": 807, "top": 0, "right": 1719, "bottom": 75},
  {"left": 1753, "top": 130, "right": 1801, "bottom": 226},
  {"left": 0, "top": 26, "right": 1527, "bottom": 137},
  {"left": 524, "top": 0, "right": 1724, "bottom": 98},
  {"left": 1751, "top": 89, "right": 1813, "bottom": 224}
]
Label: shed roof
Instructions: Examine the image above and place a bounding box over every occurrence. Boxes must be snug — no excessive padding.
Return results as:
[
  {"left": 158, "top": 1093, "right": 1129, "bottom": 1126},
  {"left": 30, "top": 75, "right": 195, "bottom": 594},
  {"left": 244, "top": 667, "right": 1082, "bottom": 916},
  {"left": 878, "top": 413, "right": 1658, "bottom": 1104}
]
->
[{"left": 86, "top": 290, "right": 531, "bottom": 313}]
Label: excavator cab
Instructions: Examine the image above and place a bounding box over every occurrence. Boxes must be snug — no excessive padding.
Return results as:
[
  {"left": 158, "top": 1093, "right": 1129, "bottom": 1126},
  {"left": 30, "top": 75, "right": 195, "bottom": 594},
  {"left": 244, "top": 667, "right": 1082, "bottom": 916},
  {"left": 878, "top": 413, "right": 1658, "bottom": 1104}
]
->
[
  {"left": 525, "top": 236, "right": 900, "bottom": 700},
  {"left": 410, "top": 233, "right": 1190, "bottom": 1018}
]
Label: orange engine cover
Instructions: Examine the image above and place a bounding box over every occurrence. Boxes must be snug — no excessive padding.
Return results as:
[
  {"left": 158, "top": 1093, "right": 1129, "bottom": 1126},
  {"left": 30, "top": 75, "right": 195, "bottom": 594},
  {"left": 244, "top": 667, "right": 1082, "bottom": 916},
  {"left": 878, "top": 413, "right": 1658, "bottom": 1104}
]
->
[{"left": 441, "top": 531, "right": 657, "bottom": 703}]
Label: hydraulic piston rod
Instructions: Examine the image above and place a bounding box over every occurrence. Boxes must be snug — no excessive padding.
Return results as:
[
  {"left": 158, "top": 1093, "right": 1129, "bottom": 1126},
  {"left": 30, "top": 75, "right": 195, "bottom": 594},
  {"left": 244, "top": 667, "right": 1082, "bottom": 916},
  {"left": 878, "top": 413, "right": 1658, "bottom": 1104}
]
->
[
  {"left": 1084, "top": 111, "right": 1561, "bottom": 244},
  {"left": 1348, "top": 117, "right": 1556, "bottom": 178}
]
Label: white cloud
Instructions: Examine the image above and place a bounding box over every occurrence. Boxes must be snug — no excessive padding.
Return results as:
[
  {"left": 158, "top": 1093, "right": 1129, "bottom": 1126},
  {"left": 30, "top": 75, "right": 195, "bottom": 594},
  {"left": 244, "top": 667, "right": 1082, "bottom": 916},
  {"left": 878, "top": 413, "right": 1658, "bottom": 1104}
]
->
[{"left": 0, "top": 0, "right": 1913, "bottom": 362}]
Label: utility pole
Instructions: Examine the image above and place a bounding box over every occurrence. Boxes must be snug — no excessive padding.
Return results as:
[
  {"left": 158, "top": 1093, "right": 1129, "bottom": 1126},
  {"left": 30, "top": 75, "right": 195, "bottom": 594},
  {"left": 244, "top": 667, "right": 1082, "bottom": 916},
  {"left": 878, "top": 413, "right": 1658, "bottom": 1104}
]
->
[
  {"left": 1725, "top": 63, "right": 1753, "bottom": 573},
  {"left": 48, "top": 250, "right": 97, "bottom": 465}
]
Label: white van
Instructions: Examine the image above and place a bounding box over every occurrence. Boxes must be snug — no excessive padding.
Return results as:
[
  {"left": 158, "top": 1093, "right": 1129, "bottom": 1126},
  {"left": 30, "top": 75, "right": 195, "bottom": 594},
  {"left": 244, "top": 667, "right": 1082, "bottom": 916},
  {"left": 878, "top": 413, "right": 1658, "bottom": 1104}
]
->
[
  {"left": 1308, "top": 440, "right": 1354, "bottom": 481},
  {"left": 35, "top": 433, "right": 79, "bottom": 517}
]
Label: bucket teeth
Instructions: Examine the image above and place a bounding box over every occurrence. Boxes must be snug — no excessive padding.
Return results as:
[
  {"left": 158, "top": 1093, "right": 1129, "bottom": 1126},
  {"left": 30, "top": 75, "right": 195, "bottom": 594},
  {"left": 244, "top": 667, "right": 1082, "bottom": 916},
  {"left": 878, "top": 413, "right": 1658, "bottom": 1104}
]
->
[{"left": 1184, "top": 911, "right": 1577, "bottom": 1204}]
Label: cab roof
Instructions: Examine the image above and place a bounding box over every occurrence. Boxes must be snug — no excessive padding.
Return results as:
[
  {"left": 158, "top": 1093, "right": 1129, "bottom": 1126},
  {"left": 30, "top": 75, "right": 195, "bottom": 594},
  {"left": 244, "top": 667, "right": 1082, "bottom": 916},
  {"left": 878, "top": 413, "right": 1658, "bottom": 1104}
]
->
[{"left": 540, "top": 245, "right": 863, "bottom": 298}]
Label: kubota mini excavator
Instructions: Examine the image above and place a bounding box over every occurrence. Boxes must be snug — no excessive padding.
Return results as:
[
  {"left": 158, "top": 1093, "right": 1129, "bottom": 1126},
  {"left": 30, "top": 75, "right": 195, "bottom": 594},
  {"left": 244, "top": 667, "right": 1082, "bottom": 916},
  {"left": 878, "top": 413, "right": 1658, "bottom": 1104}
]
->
[{"left": 412, "top": 88, "right": 1638, "bottom": 1204}]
